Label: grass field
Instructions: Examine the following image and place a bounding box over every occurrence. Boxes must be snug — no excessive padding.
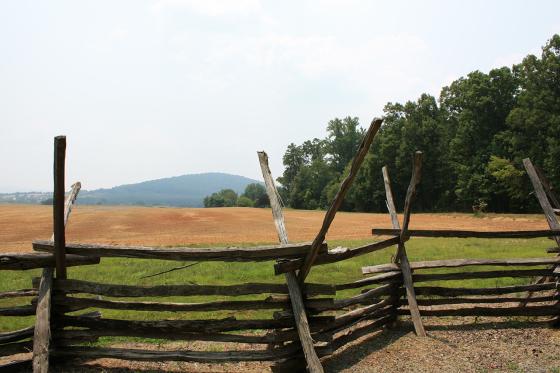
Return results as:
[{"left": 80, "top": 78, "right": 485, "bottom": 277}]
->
[
  {"left": 0, "top": 236, "right": 553, "bottom": 337},
  {"left": 0, "top": 204, "right": 556, "bottom": 353}
]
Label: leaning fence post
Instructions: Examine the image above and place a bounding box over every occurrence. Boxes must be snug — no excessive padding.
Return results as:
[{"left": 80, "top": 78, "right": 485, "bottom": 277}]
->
[
  {"left": 258, "top": 151, "right": 324, "bottom": 373},
  {"left": 382, "top": 153, "right": 426, "bottom": 337},
  {"left": 53, "top": 136, "right": 67, "bottom": 279},
  {"left": 522, "top": 158, "right": 560, "bottom": 323},
  {"left": 298, "top": 118, "right": 383, "bottom": 285}
]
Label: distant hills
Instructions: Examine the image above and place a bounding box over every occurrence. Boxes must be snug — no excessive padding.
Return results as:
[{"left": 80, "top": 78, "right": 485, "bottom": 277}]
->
[{"left": 0, "top": 173, "right": 261, "bottom": 207}]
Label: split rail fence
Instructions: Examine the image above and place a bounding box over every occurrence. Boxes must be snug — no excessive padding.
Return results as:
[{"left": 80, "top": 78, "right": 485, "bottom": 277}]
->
[{"left": 1, "top": 120, "right": 559, "bottom": 372}]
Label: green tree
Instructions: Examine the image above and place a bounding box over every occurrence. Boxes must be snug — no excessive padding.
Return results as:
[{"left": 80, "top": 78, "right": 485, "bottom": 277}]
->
[
  {"left": 203, "top": 189, "right": 238, "bottom": 207},
  {"left": 236, "top": 195, "right": 254, "bottom": 207},
  {"left": 242, "top": 183, "right": 269, "bottom": 207},
  {"left": 326, "top": 117, "right": 364, "bottom": 173}
]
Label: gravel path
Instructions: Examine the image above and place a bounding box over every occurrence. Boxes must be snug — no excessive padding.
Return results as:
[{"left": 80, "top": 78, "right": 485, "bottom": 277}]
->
[{"left": 34, "top": 317, "right": 559, "bottom": 372}]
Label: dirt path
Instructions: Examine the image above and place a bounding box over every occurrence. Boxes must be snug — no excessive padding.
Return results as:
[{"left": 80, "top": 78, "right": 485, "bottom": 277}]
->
[
  {"left": 0, "top": 205, "right": 550, "bottom": 252},
  {"left": 27, "top": 318, "right": 557, "bottom": 372}
]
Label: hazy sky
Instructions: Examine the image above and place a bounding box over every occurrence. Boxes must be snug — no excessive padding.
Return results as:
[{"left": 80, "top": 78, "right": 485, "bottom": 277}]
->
[{"left": 1, "top": 1, "right": 559, "bottom": 192}]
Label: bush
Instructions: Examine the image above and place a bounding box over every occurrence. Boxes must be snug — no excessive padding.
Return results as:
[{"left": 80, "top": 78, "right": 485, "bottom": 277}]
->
[{"left": 236, "top": 196, "right": 254, "bottom": 207}]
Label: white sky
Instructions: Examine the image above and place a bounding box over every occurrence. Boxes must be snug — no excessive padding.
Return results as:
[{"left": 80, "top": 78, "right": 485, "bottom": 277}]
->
[{"left": 1, "top": 0, "right": 559, "bottom": 192}]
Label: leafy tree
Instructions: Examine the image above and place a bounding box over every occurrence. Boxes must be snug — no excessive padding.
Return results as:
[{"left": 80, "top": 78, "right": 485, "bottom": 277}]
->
[
  {"left": 236, "top": 195, "right": 254, "bottom": 207},
  {"left": 242, "top": 183, "right": 269, "bottom": 207},
  {"left": 326, "top": 117, "right": 364, "bottom": 173},
  {"left": 203, "top": 189, "right": 238, "bottom": 207},
  {"left": 277, "top": 34, "right": 560, "bottom": 214}
]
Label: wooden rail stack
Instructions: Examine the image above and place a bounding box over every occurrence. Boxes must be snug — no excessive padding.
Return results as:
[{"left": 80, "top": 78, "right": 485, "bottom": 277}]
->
[{"left": 1, "top": 123, "right": 559, "bottom": 372}]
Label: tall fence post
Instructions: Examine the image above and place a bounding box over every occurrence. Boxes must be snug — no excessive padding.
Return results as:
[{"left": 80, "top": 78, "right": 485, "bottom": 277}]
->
[
  {"left": 258, "top": 151, "right": 324, "bottom": 373},
  {"left": 53, "top": 136, "right": 67, "bottom": 279},
  {"left": 522, "top": 158, "right": 560, "bottom": 324}
]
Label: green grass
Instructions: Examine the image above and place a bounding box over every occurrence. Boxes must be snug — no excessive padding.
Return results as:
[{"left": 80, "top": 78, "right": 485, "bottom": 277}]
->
[{"left": 0, "top": 237, "right": 553, "bottom": 336}]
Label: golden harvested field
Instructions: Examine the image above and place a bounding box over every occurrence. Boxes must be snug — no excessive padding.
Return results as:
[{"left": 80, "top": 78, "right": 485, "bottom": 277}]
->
[{"left": 0, "top": 204, "right": 550, "bottom": 252}]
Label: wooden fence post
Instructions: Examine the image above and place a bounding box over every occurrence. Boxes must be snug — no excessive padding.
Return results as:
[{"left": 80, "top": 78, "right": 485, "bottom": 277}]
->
[
  {"left": 53, "top": 136, "right": 67, "bottom": 279},
  {"left": 381, "top": 154, "right": 426, "bottom": 337},
  {"left": 258, "top": 151, "right": 324, "bottom": 373},
  {"left": 32, "top": 267, "right": 54, "bottom": 373},
  {"left": 523, "top": 158, "right": 560, "bottom": 323}
]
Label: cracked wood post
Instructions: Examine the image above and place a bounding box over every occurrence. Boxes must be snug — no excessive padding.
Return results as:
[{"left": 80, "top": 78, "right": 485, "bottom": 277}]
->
[
  {"left": 32, "top": 267, "right": 54, "bottom": 373},
  {"left": 53, "top": 136, "right": 67, "bottom": 279},
  {"left": 258, "top": 151, "right": 323, "bottom": 373},
  {"left": 298, "top": 118, "right": 383, "bottom": 285},
  {"left": 382, "top": 152, "right": 426, "bottom": 337},
  {"left": 522, "top": 158, "right": 560, "bottom": 319}
]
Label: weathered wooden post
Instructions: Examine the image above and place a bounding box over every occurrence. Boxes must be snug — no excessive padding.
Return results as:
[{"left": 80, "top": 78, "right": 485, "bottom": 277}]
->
[
  {"left": 522, "top": 158, "right": 560, "bottom": 324},
  {"left": 33, "top": 136, "right": 70, "bottom": 372},
  {"left": 258, "top": 151, "right": 323, "bottom": 373},
  {"left": 381, "top": 152, "right": 426, "bottom": 336},
  {"left": 53, "top": 136, "right": 67, "bottom": 279}
]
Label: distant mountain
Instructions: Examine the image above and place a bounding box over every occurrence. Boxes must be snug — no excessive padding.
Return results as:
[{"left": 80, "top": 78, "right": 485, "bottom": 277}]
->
[{"left": 0, "top": 173, "right": 261, "bottom": 207}]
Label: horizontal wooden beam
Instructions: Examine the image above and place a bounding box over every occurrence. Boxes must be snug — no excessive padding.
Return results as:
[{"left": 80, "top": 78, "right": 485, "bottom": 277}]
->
[
  {"left": 398, "top": 304, "right": 560, "bottom": 317},
  {"left": 372, "top": 228, "right": 560, "bottom": 239},
  {"left": 41, "top": 278, "right": 334, "bottom": 297},
  {"left": 33, "top": 240, "right": 326, "bottom": 262},
  {"left": 51, "top": 345, "right": 301, "bottom": 363},
  {"left": 362, "top": 257, "right": 560, "bottom": 274},
  {"left": 59, "top": 314, "right": 332, "bottom": 334},
  {"left": 0, "top": 359, "right": 32, "bottom": 372},
  {"left": 274, "top": 237, "right": 400, "bottom": 275},
  {"left": 0, "top": 252, "right": 99, "bottom": 271},
  {"left": 0, "top": 289, "right": 38, "bottom": 299},
  {"left": 53, "top": 295, "right": 333, "bottom": 313},
  {"left": 54, "top": 328, "right": 296, "bottom": 345},
  {"left": 0, "top": 326, "right": 34, "bottom": 344},
  {"left": 0, "top": 341, "right": 33, "bottom": 358},
  {"left": 414, "top": 282, "right": 556, "bottom": 296},
  {"left": 335, "top": 271, "right": 402, "bottom": 291},
  {"left": 402, "top": 295, "right": 556, "bottom": 306},
  {"left": 413, "top": 269, "right": 552, "bottom": 282},
  {"left": 0, "top": 305, "right": 35, "bottom": 316}
]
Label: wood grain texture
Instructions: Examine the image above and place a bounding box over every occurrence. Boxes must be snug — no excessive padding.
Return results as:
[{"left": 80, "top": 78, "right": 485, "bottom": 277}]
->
[
  {"left": 0, "top": 252, "right": 99, "bottom": 270},
  {"left": 258, "top": 150, "right": 324, "bottom": 373},
  {"left": 362, "top": 257, "right": 560, "bottom": 274},
  {"left": 53, "top": 135, "right": 67, "bottom": 279},
  {"left": 51, "top": 345, "right": 301, "bottom": 362},
  {"left": 46, "top": 278, "right": 335, "bottom": 297},
  {"left": 33, "top": 240, "right": 326, "bottom": 262},
  {"left": 372, "top": 228, "right": 560, "bottom": 238},
  {"left": 54, "top": 294, "right": 333, "bottom": 313},
  {"left": 382, "top": 158, "right": 426, "bottom": 336},
  {"left": 32, "top": 267, "right": 54, "bottom": 373},
  {"left": 398, "top": 305, "right": 560, "bottom": 317}
]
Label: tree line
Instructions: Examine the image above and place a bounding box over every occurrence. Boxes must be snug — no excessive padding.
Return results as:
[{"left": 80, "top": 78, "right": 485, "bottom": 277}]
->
[
  {"left": 276, "top": 35, "right": 560, "bottom": 213},
  {"left": 204, "top": 183, "right": 270, "bottom": 208}
]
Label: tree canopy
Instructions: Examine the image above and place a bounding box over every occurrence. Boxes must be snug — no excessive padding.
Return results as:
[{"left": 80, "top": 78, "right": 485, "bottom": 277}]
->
[{"left": 277, "top": 35, "right": 560, "bottom": 213}]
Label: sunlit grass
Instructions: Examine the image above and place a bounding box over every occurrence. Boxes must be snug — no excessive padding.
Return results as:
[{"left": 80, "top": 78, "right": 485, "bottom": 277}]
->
[{"left": 0, "top": 236, "right": 552, "bottom": 337}]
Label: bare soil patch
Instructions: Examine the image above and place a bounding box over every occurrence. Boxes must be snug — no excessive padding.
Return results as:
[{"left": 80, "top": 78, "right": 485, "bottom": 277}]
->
[
  {"left": 0, "top": 205, "right": 549, "bottom": 252},
  {"left": 31, "top": 318, "right": 558, "bottom": 372}
]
